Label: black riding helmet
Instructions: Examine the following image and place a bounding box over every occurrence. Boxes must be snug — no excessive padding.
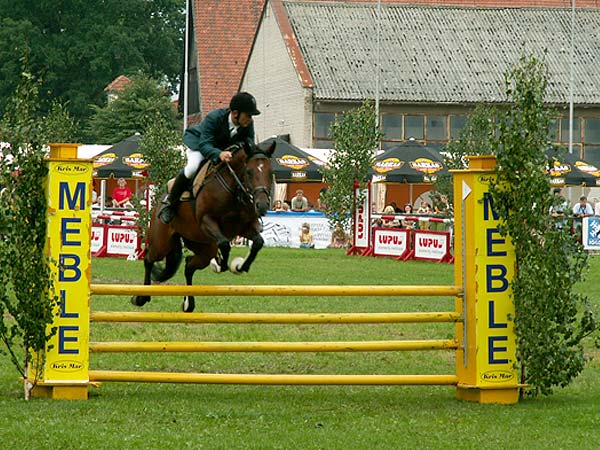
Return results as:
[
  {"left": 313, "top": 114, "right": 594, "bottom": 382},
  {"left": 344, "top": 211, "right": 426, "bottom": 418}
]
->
[{"left": 229, "top": 92, "right": 261, "bottom": 116}]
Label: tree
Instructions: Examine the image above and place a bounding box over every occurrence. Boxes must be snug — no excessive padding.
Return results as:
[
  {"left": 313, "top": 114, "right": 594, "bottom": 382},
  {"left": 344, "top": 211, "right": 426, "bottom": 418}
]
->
[
  {"left": 434, "top": 104, "right": 497, "bottom": 204},
  {"left": 0, "top": 1, "right": 184, "bottom": 137},
  {"left": 0, "top": 66, "right": 60, "bottom": 388},
  {"left": 87, "top": 74, "right": 180, "bottom": 144},
  {"left": 439, "top": 55, "right": 598, "bottom": 396},
  {"left": 321, "top": 101, "right": 382, "bottom": 232},
  {"left": 489, "top": 56, "right": 597, "bottom": 396},
  {"left": 133, "top": 112, "right": 185, "bottom": 238}
]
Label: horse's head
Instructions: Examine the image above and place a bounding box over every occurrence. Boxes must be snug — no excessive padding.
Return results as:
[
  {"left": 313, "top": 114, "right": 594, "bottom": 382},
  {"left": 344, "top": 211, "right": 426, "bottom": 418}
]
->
[{"left": 242, "top": 141, "right": 275, "bottom": 216}]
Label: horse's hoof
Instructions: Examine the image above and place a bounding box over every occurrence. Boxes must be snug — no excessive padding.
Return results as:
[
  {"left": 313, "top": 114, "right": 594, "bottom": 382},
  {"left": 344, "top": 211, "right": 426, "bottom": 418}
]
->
[
  {"left": 182, "top": 296, "right": 195, "bottom": 313},
  {"left": 229, "top": 257, "right": 245, "bottom": 274},
  {"left": 210, "top": 258, "right": 221, "bottom": 273},
  {"left": 131, "top": 295, "right": 150, "bottom": 307}
]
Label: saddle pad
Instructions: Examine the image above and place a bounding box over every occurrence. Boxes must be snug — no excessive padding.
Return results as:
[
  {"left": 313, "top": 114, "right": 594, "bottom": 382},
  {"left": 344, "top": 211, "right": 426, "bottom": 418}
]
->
[
  {"left": 192, "top": 160, "right": 213, "bottom": 197},
  {"left": 165, "top": 161, "right": 213, "bottom": 201}
]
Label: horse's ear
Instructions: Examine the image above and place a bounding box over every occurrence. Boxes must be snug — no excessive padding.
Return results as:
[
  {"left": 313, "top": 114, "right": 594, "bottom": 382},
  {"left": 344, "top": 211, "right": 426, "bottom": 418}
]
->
[{"left": 266, "top": 141, "right": 276, "bottom": 158}]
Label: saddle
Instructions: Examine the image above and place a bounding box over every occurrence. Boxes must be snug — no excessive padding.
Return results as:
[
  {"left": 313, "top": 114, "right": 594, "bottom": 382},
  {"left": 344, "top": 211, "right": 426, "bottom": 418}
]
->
[{"left": 166, "top": 160, "right": 213, "bottom": 201}]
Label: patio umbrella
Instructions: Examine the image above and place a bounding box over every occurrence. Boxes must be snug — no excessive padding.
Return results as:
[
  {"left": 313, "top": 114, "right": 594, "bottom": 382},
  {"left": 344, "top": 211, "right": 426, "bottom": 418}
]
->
[
  {"left": 93, "top": 134, "right": 148, "bottom": 179},
  {"left": 369, "top": 141, "right": 447, "bottom": 183},
  {"left": 259, "top": 137, "right": 324, "bottom": 182},
  {"left": 545, "top": 147, "right": 600, "bottom": 187}
]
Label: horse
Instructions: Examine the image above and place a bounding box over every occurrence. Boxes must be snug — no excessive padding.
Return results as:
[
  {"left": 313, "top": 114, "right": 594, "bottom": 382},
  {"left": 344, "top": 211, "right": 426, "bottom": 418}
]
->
[{"left": 131, "top": 141, "right": 276, "bottom": 312}]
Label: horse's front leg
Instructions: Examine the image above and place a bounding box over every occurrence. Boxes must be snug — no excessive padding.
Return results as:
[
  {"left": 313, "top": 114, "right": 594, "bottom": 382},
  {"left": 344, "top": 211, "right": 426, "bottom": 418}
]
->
[
  {"left": 236, "top": 224, "right": 264, "bottom": 273},
  {"left": 200, "top": 216, "right": 232, "bottom": 273}
]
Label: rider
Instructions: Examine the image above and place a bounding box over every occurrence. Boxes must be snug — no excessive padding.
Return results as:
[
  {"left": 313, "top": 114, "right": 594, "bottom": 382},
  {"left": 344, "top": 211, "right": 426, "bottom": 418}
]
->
[{"left": 159, "top": 92, "right": 261, "bottom": 224}]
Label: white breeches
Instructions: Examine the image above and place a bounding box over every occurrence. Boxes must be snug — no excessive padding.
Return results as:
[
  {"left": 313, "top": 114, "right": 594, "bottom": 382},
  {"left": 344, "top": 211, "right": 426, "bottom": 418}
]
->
[{"left": 184, "top": 148, "right": 204, "bottom": 179}]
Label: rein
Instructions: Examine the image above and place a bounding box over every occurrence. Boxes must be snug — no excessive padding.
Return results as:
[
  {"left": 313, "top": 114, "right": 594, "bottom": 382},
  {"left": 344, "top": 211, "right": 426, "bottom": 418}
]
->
[{"left": 212, "top": 145, "right": 271, "bottom": 206}]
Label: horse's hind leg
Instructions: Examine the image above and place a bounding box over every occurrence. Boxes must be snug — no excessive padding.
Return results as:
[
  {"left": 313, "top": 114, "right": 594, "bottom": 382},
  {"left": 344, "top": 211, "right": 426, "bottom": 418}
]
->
[
  {"left": 131, "top": 256, "right": 154, "bottom": 307},
  {"left": 182, "top": 250, "right": 213, "bottom": 313}
]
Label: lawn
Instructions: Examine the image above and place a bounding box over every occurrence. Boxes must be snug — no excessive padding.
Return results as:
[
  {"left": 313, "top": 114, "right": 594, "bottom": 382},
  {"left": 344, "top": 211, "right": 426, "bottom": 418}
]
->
[{"left": 1, "top": 248, "right": 599, "bottom": 449}]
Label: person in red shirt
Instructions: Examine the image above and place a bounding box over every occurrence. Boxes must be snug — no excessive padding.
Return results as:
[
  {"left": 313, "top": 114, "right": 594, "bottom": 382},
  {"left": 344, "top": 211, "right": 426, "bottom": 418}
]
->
[{"left": 111, "top": 178, "right": 133, "bottom": 208}]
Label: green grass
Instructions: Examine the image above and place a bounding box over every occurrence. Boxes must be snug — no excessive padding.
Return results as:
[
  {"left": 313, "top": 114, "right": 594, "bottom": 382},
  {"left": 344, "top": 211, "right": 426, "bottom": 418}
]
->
[{"left": 2, "top": 248, "right": 600, "bottom": 449}]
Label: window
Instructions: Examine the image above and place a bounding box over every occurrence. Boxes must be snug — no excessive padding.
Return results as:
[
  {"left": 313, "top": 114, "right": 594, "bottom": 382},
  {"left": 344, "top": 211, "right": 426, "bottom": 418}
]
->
[
  {"left": 548, "top": 118, "right": 559, "bottom": 142},
  {"left": 314, "top": 113, "right": 336, "bottom": 139},
  {"left": 450, "top": 116, "right": 467, "bottom": 140},
  {"left": 584, "top": 118, "right": 600, "bottom": 143},
  {"left": 404, "top": 115, "right": 424, "bottom": 140},
  {"left": 381, "top": 114, "right": 403, "bottom": 140},
  {"left": 426, "top": 116, "right": 447, "bottom": 141},
  {"left": 560, "top": 117, "right": 581, "bottom": 143}
]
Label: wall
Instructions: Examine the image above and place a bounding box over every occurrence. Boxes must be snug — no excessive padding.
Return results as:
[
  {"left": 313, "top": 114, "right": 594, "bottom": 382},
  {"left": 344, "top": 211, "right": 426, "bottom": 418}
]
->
[{"left": 242, "top": 2, "right": 313, "bottom": 147}]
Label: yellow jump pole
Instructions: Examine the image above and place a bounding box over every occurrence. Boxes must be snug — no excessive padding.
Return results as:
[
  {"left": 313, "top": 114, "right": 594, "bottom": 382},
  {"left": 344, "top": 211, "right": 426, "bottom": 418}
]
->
[
  {"left": 453, "top": 156, "right": 519, "bottom": 404},
  {"left": 89, "top": 371, "right": 459, "bottom": 386},
  {"left": 89, "top": 339, "right": 459, "bottom": 353},
  {"left": 30, "top": 143, "right": 92, "bottom": 400}
]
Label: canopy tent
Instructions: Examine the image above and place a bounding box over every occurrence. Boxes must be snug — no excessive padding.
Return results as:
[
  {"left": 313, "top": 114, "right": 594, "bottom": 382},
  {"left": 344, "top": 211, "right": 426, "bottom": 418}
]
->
[
  {"left": 545, "top": 147, "right": 600, "bottom": 187},
  {"left": 93, "top": 134, "right": 149, "bottom": 179},
  {"left": 369, "top": 141, "right": 447, "bottom": 184},
  {"left": 259, "top": 137, "right": 324, "bottom": 182}
]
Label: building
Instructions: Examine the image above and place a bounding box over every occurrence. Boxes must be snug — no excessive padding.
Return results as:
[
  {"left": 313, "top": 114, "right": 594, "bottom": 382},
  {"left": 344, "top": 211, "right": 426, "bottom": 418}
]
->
[{"left": 241, "top": 0, "right": 600, "bottom": 161}]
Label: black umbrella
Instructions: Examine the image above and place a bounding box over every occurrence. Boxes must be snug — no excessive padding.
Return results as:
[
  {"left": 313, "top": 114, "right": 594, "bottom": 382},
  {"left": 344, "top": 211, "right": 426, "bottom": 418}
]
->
[
  {"left": 370, "top": 141, "right": 447, "bottom": 183},
  {"left": 545, "top": 147, "right": 600, "bottom": 187},
  {"left": 93, "top": 134, "right": 148, "bottom": 179},
  {"left": 259, "top": 137, "right": 323, "bottom": 182}
]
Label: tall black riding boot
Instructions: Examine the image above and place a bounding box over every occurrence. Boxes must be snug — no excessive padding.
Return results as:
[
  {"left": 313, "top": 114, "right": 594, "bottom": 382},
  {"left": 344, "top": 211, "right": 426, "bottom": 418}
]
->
[{"left": 159, "top": 171, "right": 189, "bottom": 224}]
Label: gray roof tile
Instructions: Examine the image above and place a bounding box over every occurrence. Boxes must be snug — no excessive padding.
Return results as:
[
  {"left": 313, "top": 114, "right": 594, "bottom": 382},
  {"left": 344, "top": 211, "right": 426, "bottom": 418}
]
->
[{"left": 283, "top": 2, "right": 600, "bottom": 105}]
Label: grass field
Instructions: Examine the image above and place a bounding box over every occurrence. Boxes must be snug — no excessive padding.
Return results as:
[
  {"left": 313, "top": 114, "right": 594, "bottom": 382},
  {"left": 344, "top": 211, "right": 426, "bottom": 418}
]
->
[{"left": 1, "top": 248, "right": 600, "bottom": 449}]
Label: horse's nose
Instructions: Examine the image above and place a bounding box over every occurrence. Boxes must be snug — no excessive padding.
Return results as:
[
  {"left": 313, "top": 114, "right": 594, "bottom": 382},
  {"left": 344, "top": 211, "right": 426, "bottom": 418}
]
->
[{"left": 255, "top": 199, "right": 269, "bottom": 216}]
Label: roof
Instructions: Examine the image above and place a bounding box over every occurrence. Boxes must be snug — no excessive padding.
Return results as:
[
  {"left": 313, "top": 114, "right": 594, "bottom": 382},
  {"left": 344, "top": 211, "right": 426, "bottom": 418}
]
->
[
  {"left": 194, "top": 0, "right": 266, "bottom": 114},
  {"left": 104, "top": 75, "right": 131, "bottom": 92},
  {"left": 282, "top": 2, "right": 600, "bottom": 105}
]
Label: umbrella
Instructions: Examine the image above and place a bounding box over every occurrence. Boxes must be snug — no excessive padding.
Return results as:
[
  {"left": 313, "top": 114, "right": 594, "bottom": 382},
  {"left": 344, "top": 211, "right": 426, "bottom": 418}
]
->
[
  {"left": 370, "top": 141, "right": 447, "bottom": 183},
  {"left": 544, "top": 147, "right": 600, "bottom": 187},
  {"left": 259, "top": 137, "right": 324, "bottom": 182},
  {"left": 93, "top": 134, "right": 148, "bottom": 179}
]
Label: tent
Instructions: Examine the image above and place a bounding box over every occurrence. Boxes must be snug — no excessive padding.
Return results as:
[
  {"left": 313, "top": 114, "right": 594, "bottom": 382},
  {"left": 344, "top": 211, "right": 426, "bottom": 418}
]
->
[
  {"left": 93, "top": 134, "right": 149, "bottom": 179},
  {"left": 545, "top": 147, "right": 600, "bottom": 187},
  {"left": 259, "top": 137, "right": 324, "bottom": 182},
  {"left": 369, "top": 141, "right": 447, "bottom": 183}
]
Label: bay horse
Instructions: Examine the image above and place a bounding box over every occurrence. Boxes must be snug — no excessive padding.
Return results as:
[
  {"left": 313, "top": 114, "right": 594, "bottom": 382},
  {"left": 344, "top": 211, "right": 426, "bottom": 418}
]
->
[{"left": 131, "top": 141, "right": 276, "bottom": 312}]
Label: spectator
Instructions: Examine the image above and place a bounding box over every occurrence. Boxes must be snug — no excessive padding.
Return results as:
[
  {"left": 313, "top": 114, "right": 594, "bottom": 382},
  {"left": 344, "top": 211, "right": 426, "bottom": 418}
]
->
[
  {"left": 382, "top": 205, "right": 398, "bottom": 227},
  {"left": 573, "top": 195, "right": 593, "bottom": 218},
  {"left": 111, "top": 178, "right": 133, "bottom": 208},
  {"left": 572, "top": 195, "right": 593, "bottom": 239},
  {"left": 272, "top": 199, "right": 285, "bottom": 211},
  {"left": 328, "top": 224, "right": 349, "bottom": 248},
  {"left": 299, "top": 222, "right": 314, "bottom": 248},
  {"left": 282, "top": 201, "right": 290, "bottom": 211},
  {"left": 416, "top": 201, "right": 432, "bottom": 230},
  {"left": 549, "top": 187, "right": 569, "bottom": 230},
  {"left": 401, "top": 203, "right": 415, "bottom": 229},
  {"left": 291, "top": 189, "right": 309, "bottom": 211}
]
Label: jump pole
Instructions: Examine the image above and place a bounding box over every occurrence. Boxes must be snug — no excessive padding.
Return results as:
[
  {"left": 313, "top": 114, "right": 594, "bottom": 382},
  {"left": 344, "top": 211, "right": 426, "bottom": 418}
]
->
[{"left": 32, "top": 150, "right": 518, "bottom": 403}]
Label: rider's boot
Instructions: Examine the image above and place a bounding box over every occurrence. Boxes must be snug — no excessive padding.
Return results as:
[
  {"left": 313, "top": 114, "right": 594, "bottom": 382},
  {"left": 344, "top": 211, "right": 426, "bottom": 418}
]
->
[{"left": 159, "top": 170, "right": 189, "bottom": 224}]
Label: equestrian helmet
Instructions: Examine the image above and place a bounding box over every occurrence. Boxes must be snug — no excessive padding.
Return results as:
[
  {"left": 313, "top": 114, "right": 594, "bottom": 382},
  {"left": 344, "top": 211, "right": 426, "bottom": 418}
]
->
[{"left": 230, "top": 92, "right": 261, "bottom": 116}]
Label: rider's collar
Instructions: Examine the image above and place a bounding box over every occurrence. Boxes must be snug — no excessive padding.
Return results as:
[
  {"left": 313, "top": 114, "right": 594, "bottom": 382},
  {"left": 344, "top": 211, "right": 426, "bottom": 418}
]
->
[{"left": 228, "top": 112, "right": 239, "bottom": 137}]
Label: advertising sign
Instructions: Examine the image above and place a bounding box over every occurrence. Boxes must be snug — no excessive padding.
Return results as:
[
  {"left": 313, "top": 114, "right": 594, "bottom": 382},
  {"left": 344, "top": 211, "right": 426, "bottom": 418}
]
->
[
  {"left": 42, "top": 158, "right": 91, "bottom": 384},
  {"left": 413, "top": 230, "right": 452, "bottom": 262},
  {"left": 372, "top": 228, "right": 411, "bottom": 260},
  {"left": 472, "top": 174, "right": 517, "bottom": 387}
]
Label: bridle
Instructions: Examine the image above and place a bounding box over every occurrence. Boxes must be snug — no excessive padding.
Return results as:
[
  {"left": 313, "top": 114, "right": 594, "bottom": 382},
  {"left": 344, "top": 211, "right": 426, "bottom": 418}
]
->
[{"left": 214, "top": 145, "right": 272, "bottom": 207}]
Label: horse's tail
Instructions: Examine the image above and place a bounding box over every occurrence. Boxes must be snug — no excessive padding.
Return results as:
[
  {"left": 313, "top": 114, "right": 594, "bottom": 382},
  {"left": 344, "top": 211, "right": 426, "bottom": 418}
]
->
[{"left": 151, "top": 239, "right": 183, "bottom": 283}]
